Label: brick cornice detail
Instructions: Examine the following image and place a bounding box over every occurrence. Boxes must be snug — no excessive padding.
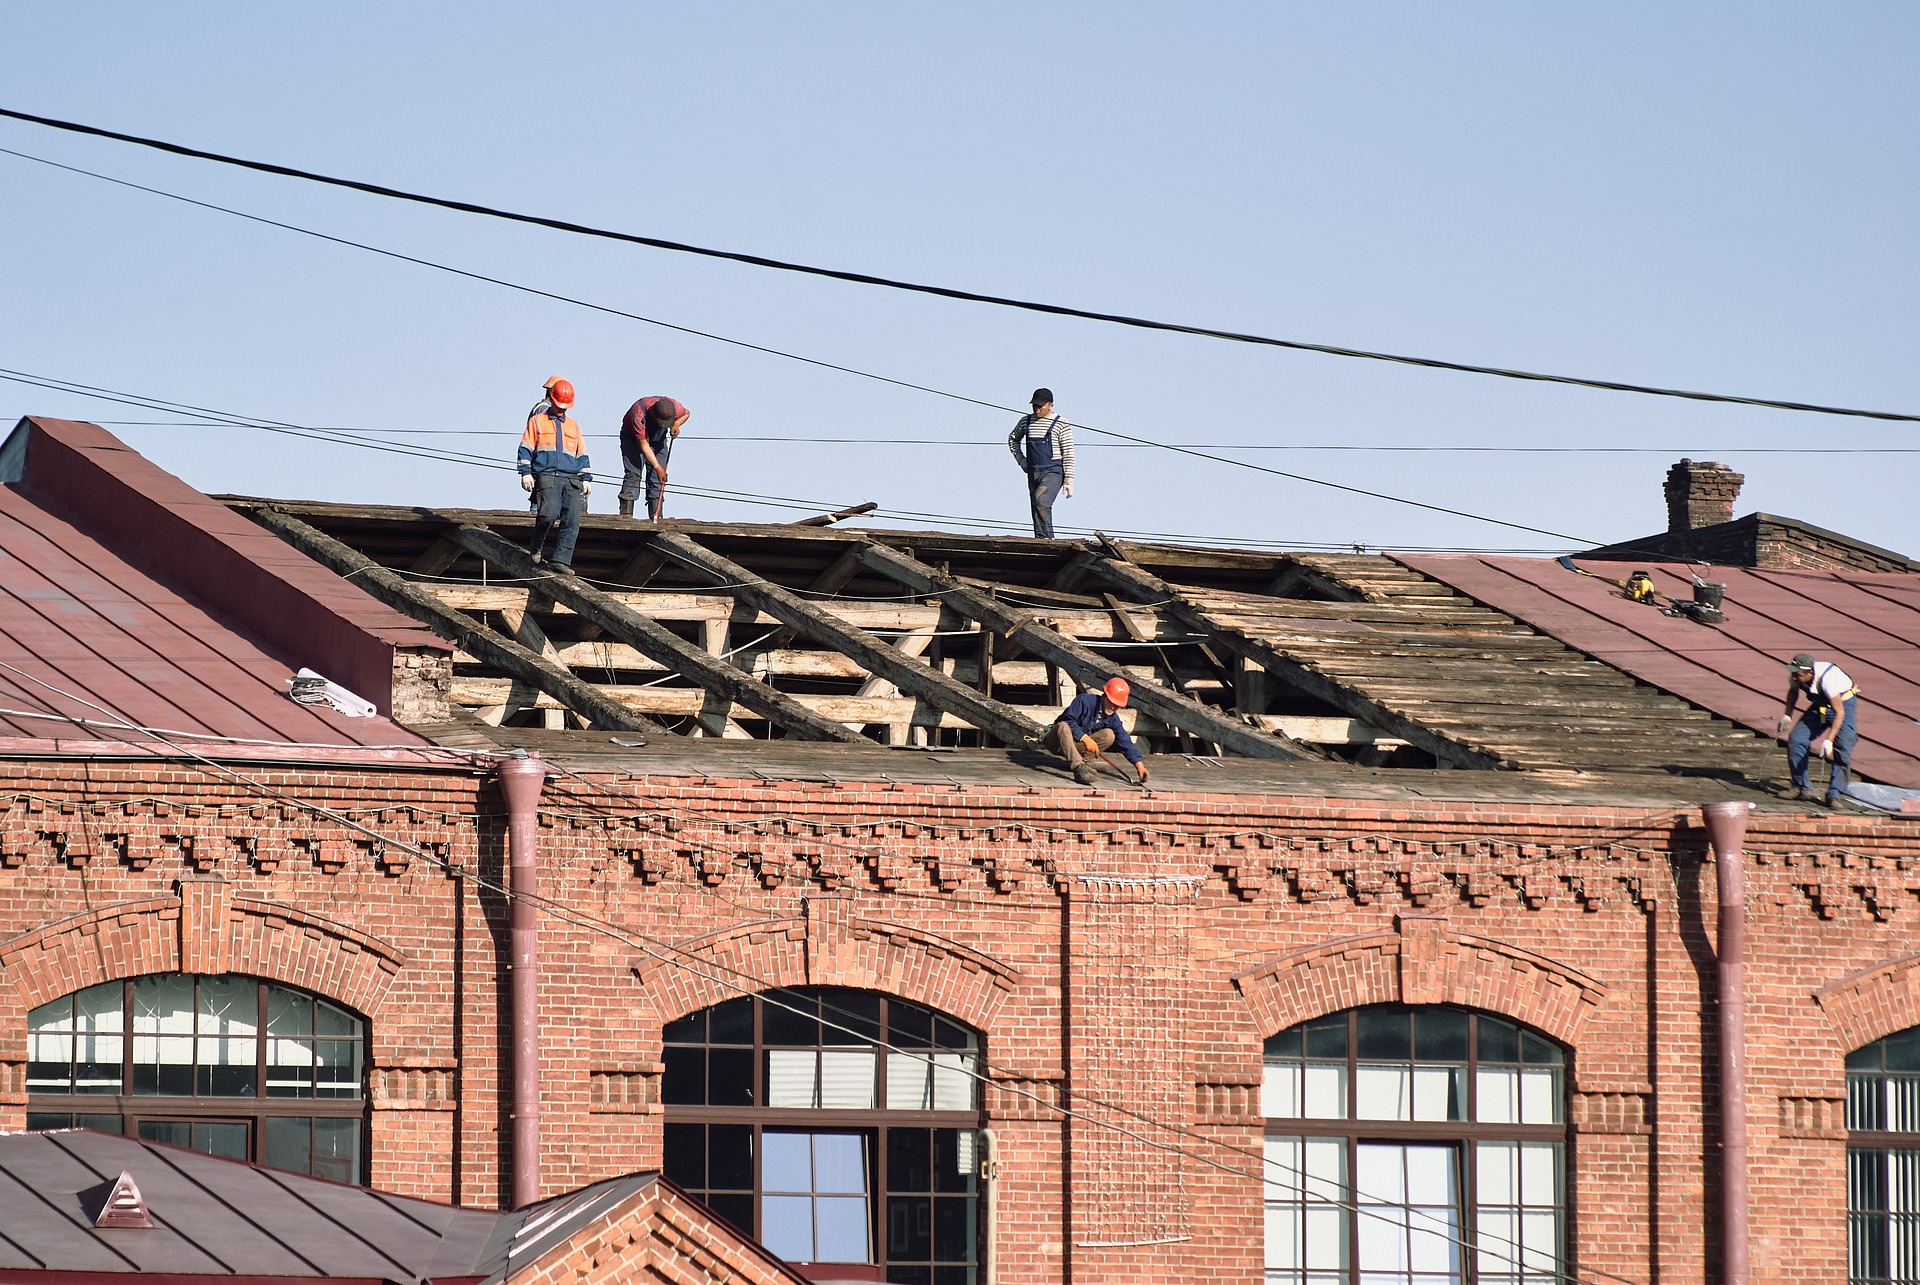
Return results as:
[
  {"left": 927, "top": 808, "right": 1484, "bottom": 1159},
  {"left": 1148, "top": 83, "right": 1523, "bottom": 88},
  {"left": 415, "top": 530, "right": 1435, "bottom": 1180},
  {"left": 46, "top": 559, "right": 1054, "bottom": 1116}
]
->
[
  {"left": 1814, "top": 952, "right": 1920, "bottom": 1053},
  {"left": 1231, "top": 915, "right": 1608, "bottom": 1049}
]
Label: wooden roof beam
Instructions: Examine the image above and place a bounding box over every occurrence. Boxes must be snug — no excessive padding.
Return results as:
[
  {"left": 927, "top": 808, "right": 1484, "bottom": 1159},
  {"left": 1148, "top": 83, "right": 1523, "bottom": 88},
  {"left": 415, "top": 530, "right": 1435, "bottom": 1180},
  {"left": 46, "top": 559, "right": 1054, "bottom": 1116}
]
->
[
  {"left": 855, "top": 541, "right": 1320, "bottom": 761},
  {"left": 1073, "top": 551, "right": 1501, "bottom": 770},
  {"left": 647, "top": 531, "right": 1047, "bottom": 749},
  {"left": 245, "top": 506, "right": 665, "bottom": 737},
  {"left": 443, "top": 523, "right": 865, "bottom": 744}
]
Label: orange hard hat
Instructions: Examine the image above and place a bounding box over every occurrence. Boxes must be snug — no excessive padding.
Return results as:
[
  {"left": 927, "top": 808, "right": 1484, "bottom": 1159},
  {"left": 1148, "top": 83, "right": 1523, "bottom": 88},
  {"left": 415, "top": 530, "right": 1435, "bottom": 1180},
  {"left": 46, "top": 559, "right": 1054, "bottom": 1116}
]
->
[
  {"left": 546, "top": 378, "right": 575, "bottom": 408},
  {"left": 1102, "top": 676, "right": 1130, "bottom": 707}
]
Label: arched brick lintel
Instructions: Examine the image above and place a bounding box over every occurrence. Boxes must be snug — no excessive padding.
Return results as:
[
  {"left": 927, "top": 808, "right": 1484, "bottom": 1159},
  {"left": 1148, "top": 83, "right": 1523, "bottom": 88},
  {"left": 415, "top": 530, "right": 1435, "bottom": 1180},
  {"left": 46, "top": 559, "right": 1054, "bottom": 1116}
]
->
[
  {"left": 1816, "top": 952, "right": 1920, "bottom": 1054},
  {"left": 1231, "top": 917, "right": 1609, "bottom": 1052},
  {"left": 634, "top": 901, "right": 1025, "bottom": 1037},
  {"left": 0, "top": 888, "right": 407, "bottom": 1057}
]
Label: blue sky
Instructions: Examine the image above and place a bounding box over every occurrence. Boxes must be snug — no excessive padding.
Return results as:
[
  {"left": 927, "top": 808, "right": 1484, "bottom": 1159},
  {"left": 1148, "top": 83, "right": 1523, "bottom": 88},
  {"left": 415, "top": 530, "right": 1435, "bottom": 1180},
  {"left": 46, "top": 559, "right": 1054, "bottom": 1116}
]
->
[{"left": 2, "top": 3, "right": 1914, "bottom": 556}]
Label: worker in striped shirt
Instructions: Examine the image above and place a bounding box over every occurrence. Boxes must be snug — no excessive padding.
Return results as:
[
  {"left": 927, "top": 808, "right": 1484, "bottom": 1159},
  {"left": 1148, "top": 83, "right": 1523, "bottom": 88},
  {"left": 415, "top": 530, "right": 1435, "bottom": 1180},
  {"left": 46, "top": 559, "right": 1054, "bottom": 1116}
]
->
[{"left": 1007, "top": 387, "right": 1075, "bottom": 538}]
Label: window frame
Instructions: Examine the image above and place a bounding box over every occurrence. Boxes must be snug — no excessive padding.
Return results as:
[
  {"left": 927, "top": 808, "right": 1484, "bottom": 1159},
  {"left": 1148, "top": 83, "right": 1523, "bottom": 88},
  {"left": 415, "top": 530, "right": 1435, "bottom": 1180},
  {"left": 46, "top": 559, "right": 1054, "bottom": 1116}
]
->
[
  {"left": 26, "top": 973, "right": 368, "bottom": 1184},
  {"left": 1844, "top": 1030, "right": 1920, "bottom": 1285},
  {"left": 1261, "top": 1005, "right": 1573, "bottom": 1285},
  {"left": 661, "top": 987, "right": 985, "bottom": 1283}
]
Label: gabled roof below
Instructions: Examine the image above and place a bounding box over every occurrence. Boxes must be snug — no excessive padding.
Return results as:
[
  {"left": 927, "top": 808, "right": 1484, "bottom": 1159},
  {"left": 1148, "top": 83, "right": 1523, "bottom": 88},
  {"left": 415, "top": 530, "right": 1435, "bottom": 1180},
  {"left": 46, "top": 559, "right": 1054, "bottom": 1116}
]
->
[{"left": 1400, "top": 555, "right": 1920, "bottom": 789}]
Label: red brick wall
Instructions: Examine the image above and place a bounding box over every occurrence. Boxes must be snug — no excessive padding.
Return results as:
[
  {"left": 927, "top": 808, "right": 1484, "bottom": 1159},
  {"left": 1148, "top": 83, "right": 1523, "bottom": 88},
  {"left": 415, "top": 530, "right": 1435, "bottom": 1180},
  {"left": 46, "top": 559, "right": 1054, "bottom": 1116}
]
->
[{"left": 5, "top": 758, "right": 1919, "bottom": 1284}]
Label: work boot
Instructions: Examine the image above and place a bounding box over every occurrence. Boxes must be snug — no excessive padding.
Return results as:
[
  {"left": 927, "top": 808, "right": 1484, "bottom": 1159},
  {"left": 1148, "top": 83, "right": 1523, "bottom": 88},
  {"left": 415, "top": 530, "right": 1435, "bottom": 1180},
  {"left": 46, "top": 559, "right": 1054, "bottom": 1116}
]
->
[
  {"left": 618, "top": 499, "right": 634, "bottom": 519},
  {"left": 1072, "top": 765, "right": 1096, "bottom": 786}
]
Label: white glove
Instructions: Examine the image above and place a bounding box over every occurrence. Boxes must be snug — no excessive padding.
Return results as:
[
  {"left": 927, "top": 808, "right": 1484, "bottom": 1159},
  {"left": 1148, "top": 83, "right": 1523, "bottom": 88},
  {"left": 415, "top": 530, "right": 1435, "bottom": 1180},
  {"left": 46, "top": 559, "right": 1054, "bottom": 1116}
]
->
[
  {"left": 1063, "top": 480, "right": 1075, "bottom": 498},
  {"left": 582, "top": 479, "right": 592, "bottom": 500},
  {"left": 1776, "top": 715, "right": 1790, "bottom": 736},
  {"left": 520, "top": 474, "right": 535, "bottom": 494}
]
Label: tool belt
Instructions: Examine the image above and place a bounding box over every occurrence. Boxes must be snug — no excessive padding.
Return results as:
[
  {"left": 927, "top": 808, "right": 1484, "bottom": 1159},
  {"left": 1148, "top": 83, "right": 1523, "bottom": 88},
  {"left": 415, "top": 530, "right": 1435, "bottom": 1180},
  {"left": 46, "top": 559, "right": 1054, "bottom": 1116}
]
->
[{"left": 1812, "top": 687, "right": 1861, "bottom": 724}]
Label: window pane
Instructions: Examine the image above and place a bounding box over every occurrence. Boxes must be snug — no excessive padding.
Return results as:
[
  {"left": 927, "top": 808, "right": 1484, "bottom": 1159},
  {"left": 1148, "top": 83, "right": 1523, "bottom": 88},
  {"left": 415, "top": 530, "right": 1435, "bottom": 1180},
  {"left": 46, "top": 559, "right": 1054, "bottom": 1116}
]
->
[
  {"left": 1517, "top": 1067, "right": 1561, "bottom": 1125},
  {"left": 768, "top": 1049, "right": 819, "bottom": 1109},
  {"left": 197, "top": 977, "right": 257, "bottom": 1037},
  {"left": 1356, "top": 1008, "right": 1411, "bottom": 1060},
  {"left": 27, "top": 1031, "right": 74, "bottom": 1094},
  {"left": 194, "top": 1121, "right": 249, "bottom": 1161},
  {"left": 1478, "top": 1017, "right": 1521, "bottom": 1064},
  {"left": 1304, "top": 1014, "right": 1347, "bottom": 1060},
  {"left": 935, "top": 1130, "right": 975, "bottom": 1194},
  {"left": 1887, "top": 1030, "right": 1920, "bottom": 1072},
  {"left": 133, "top": 976, "right": 195, "bottom": 1096},
  {"left": 1263, "top": 1063, "right": 1302, "bottom": 1119},
  {"left": 1411, "top": 1066, "right": 1464, "bottom": 1122},
  {"left": 764, "top": 1132, "right": 814, "bottom": 1192},
  {"left": 708, "top": 997, "right": 754, "bottom": 1044},
  {"left": 709, "top": 1125, "right": 753, "bottom": 1190},
  {"left": 1476, "top": 1141, "right": 1563, "bottom": 1284},
  {"left": 663, "top": 1122, "right": 705, "bottom": 1189},
  {"left": 762, "top": 1195, "right": 814, "bottom": 1261},
  {"left": 195, "top": 1037, "right": 257, "bottom": 1097},
  {"left": 76, "top": 1114, "right": 123, "bottom": 1134},
  {"left": 821, "top": 993, "right": 880, "bottom": 1045},
  {"left": 889, "top": 1002, "right": 933, "bottom": 1047},
  {"left": 819, "top": 1050, "right": 876, "bottom": 1109},
  {"left": 931, "top": 1054, "right": 977, "bottom": 1111},
  {"left": 709, "top": 1048, "right": 754, "bottom": 1106},
  {"left": 1357, "top": 1065, "right": 1410, "bottom": 1121},
  {"left": 890, "top": 1194, "right": 933, "bottom": 1258},
  {"left": 267, "top": 988, "right": 313, "bottom": 1037},
  {"left": 814, "top": 1134, "right": 869, "bottom": 1195},
  {"left": 887, "top": 1051, "right": 931, "bottom": 1111},
  {"left": 1304, "top": 1064, "right": 1347, "bottom": 1119},
  {"left": 27, "top": 1113, "right": 74, "bottom": 1132},
  {"left": 1414, "top": 1009, "right": 1469, "bottom": 1062},
  {"left": 933, "top": 1017, "right": 975, "bottom": 1052},
  {"left": 890, "top": 1128, "right": 932, "bottom": 1192},
  {"left": 264, "top": 1115, "right": 312, "bottom": 1174},
  {"left": 315, "top": 1001, "right": 357, "bottom": 1039},
  {"left": 138, "top": 1119, "right": 191, "bottom": 1148},
  {"left": 1264, "top": 1135, "right": 1349, "bottom": 1279},
  {"left": 1476, "top": 1067, "right": 1518, "bottom": 1124},
  {"left": 315, "top": 1040, "right": 362, "bottom": 1099},
  {"left": 763, "top": 992, "right": 819, "bottom": 1046},
  {"left": 1356, "top": 1143, "right": 1461, "bottom": 1285},
  {"left": 662, "top": 1009, "right": 705, "bottom": 1044},
  {"left": 707, "top": 1192, "right": 753, "bottom": 1236},
  {"left": 816, "top": 1195, "right": 871, "bottom": 1262},
  {"left": 268, "top": 1035, "right": 317, "bottom": 1099},
  {"left": 932, "top": 1196, "right": 974, "bottom": 1262},
  {"left": 313, "top": 1118, "right": 360, "bottom": 1183},
  {"left": 75, "top": 984, "right": 126, "bottom": 1095}
]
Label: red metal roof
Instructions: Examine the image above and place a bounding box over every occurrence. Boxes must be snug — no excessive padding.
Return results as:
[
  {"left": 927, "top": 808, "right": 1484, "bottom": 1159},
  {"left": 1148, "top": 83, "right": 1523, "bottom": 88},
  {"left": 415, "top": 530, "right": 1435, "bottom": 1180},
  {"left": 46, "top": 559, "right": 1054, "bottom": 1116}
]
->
[
  {"left": 0, "top": 418, "right": 444, "bottom": 757},
  {"left": 1397, "top": 555, "right": 1920, "bottom": 789},
  {"left": 0, "top": 485, "right": 426, "bottom": 752}
]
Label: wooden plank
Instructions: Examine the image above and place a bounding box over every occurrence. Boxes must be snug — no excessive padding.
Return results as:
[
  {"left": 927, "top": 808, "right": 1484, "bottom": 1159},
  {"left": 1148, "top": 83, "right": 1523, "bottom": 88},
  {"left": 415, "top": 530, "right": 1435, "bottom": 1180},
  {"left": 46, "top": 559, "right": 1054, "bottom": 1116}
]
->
[
  {"left": 649, "top": 531, "right": 1048, "bottom": 748},
  {"left": 444, "top": 523, "right": 865, "bottom": 743},
  {"left": 409, "top": 534, "right": 465, "bottom": 576},
  {"left": 855, "top": 541, "right": 1319, "bottom": 762},
  {"left": 1075, "top": 552, "right": 1503, "bottom": 770},
  {"left": 244, "top": 505, "right": 664, "bottom": 736}
]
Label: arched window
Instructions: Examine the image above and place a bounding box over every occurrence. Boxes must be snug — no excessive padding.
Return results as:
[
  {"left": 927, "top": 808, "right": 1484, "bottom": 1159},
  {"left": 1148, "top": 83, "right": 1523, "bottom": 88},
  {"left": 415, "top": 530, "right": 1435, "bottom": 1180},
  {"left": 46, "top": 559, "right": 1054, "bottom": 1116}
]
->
[
  {"left": 661, "top": 987, "right": 984, "bottom": 1284},
  {"left": 1262, "top": 1004, "right": 1568, "bottom": 1285},
  {"left": 25, "top": 974, "right": 367, "bottom": 1183},
  {"left": 1846, "top": 1029, "right": 1920, "bottom": 1284}
]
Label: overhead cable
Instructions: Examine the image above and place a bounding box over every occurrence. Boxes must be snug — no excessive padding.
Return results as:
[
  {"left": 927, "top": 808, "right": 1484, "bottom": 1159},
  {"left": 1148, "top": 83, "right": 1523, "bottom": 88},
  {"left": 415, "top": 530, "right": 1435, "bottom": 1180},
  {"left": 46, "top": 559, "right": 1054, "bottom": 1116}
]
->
[
  {"left": 0, "top": 147, "right": 1605, "bottom": 545},
  {"left": 1, "top": 104, "right": 1914, "bottom": 427}
]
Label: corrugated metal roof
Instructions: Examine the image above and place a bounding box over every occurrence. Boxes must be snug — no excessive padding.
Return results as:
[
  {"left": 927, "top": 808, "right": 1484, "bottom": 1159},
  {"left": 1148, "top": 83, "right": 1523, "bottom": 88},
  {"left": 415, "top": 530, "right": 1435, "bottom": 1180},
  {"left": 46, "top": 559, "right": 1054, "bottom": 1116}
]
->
[
  {"left": 0, "top": 483, "right": 425, "bottom": 751},
  {"left": 1398, "top": 555, "right": 1920, "bottom": 789},
  {"left": 0, "top": 1131, "right": 796, "bottom": 1285}
]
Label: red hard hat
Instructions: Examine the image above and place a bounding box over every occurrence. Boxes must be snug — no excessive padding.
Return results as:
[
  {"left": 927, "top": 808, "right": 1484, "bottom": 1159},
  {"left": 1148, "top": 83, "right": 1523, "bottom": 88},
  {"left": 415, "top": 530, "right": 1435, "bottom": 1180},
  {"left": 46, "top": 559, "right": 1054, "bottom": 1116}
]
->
[
  {"left": 1102, "top": 676, "right": 1130, "bottom": 707},
  {"left": 547, "top": 378, "right": 575, "bottom": 408}
]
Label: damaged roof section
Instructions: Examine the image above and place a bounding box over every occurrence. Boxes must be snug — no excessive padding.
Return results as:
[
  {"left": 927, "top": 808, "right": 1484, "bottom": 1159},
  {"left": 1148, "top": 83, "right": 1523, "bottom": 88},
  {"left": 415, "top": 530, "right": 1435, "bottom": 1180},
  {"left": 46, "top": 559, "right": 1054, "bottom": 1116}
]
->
[
  {"left": 1400, "top": 554, "right": 1920, "bottom": 789},
  {"left": 227, "top": 492, "right": 1792, "bottom": 787}
]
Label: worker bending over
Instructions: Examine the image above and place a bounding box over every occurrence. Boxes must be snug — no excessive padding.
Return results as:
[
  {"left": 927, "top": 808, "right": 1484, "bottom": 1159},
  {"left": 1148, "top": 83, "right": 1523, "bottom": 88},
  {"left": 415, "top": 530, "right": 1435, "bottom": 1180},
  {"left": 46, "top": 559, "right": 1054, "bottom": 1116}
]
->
[
  {"left": 1050, "top": 676, "right": 1149, "bottom": 786},
  {"left": 518, "top": 376, "right": 591, "bottom": 572},
  {"left": 1779, "top": 652, "right": 1860, "bottom": 805},
  {"left": 618, "top": 395, "right": 690, "bottom": 520}
]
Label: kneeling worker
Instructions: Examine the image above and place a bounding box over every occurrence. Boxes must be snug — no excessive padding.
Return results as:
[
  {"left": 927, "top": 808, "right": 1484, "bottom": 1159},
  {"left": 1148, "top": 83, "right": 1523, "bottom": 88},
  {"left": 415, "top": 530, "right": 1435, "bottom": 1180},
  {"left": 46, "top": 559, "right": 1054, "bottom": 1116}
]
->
[{"left": 1050, "top": 676, "right": 1150, "bottom": 786}]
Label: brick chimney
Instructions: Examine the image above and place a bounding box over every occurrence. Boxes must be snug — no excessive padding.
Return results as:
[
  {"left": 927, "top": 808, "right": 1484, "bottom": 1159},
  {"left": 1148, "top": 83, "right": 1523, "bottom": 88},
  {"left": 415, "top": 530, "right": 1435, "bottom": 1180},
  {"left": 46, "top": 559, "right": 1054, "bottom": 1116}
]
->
[{"left": 1665, "top": 459, "right": 1744, "bottom": 533}]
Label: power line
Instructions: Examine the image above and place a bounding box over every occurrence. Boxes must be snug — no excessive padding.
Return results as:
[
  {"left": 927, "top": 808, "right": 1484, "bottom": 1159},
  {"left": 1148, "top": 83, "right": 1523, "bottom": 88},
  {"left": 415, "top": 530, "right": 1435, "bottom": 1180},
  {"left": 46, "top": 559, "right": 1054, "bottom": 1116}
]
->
[
  {"left": 0, "top": 369, "right": 1558, "bottom": 554},
  {"left": 0, "top": 147, "right": 1605, "bottom": 547},
  {"left": 88, "top": 422, "right": 1920, "bottom": 454},
  {"left": 0, "top": 104, "right": 1912, "bottom": 429}
]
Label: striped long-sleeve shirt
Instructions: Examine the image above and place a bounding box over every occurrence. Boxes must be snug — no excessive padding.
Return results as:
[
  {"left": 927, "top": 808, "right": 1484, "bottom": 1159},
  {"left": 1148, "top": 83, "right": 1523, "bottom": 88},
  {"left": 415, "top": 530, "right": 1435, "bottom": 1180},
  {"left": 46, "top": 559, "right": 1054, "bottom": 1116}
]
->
[{"left": 1008, "top": 413, "right": 1074, "bottom": 484}]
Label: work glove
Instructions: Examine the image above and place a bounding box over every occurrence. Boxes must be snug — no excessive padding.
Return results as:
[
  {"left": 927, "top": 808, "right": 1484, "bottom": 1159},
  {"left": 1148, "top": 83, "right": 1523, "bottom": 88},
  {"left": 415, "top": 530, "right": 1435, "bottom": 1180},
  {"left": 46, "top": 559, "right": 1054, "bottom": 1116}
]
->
[
  {"left": 1776, "top": 715, "right": 1791, "bottom": 736},
  {"left": 1816, "top": 739, "right": 1834, "bottom": 761},
  {"left": 1063, "top": 480, "right": 1075, "bottom": 498},
  {"left": 520, "top": 474, "right": 535, "bottom": 494},
  {"left": 1135, "top": 761, "right": 1151, "bottom": 784},
  {"left": 1079, "top": 734, "right": 1100, "bottom": 756},
  {"left": 582, "top": 479, "right": 591, "bottom": 499}
]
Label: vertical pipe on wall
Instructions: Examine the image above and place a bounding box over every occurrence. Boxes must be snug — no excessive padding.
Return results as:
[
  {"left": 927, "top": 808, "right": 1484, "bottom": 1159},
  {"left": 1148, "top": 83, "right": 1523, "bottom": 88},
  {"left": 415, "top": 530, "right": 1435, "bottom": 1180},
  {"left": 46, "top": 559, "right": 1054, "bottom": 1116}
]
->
[
  {"left": 498, "top": 752, "right": 548, "bottom": 1209},
  {"left": 1703, "top": 800, "right": 1752, "bottom": 1285}
]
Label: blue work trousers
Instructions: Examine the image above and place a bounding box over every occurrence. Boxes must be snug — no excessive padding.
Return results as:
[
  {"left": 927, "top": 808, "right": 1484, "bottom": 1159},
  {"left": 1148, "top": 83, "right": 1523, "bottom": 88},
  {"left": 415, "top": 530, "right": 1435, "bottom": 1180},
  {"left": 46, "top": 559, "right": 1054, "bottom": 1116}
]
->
[
  {"left": 1028, "top": 469, "right": 1063, "bottom": 539},
  {"left": 1789, "top": 697, "right": 1858, "bottom": 800},
  {"left": 618, "top": 433, "right": 673, "bottom": 518},
  {"left": 529, "top": 473, "right": 586, "bottom": 568}
]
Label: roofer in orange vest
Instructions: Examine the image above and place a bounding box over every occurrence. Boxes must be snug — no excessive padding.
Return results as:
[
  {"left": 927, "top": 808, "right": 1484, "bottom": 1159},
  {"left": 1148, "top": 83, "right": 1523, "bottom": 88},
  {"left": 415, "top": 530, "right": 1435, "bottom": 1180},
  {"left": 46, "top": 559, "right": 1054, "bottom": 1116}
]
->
[{"left": 517, "top": 376, "right": 591, "bottom": 572}]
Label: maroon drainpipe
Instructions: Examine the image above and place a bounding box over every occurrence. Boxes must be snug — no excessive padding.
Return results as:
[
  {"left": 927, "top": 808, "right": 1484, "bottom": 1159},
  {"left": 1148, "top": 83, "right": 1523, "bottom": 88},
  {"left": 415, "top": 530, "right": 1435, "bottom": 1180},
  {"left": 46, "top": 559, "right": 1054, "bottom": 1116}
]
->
[
  {"left": 1702, "top": 800, "right": 1752, "bottom": 1285},
  {"left": 498, "top": 753, "right": 548, "bottom": 1209}
]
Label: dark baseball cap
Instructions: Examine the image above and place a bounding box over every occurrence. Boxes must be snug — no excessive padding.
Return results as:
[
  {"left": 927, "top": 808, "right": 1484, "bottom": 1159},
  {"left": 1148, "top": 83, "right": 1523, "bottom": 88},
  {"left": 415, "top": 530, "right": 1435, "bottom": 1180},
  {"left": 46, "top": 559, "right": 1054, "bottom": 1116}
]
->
[
  {"left": 647, "top": 399, "right": 679, "bottom": 428},
  {"left": 1790, "top": 653, "right": 1814, "bottom": 670},
  {"left": 1030, "top": 387, "right": 1053, "bottom": 408}
]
